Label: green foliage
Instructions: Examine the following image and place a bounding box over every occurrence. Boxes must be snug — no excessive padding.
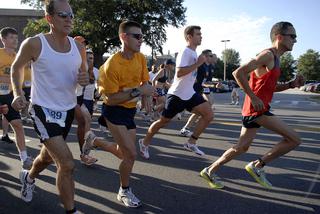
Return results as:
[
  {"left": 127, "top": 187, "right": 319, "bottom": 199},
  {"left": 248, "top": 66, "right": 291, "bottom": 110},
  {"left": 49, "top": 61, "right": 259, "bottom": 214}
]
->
[
  {"left": 23, "top": 18, "right": 49, "bottom": 37},
  {"left": 279, "top": 52, "right": 295, "bottom": 82},
  {"left": 21, "top": 0, "right": 186, "bottom": 66},
  {"left": 297, "top": 49, "right": 320, "bottom": 81},
  {"left": 222, "top": 49, "right": 241, "bottom": 80}
]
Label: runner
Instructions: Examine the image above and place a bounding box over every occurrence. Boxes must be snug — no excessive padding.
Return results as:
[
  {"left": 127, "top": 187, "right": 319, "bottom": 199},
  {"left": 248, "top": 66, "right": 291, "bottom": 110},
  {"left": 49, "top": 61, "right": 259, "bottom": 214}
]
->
[
  {"left": 138, "top": 25, "right": 213, "bottom": 159},
  {"left": 200, "top": 21, "right": 304, "bottom": 189},
  {"left": 0, "top": 26, "right": 33, "bottom": 168},
  {"left": 11, "top": 1, "right": 88, "bottom": 212},
  {"left": 97, "top": 20, "right": 153, "bottom": 208}
]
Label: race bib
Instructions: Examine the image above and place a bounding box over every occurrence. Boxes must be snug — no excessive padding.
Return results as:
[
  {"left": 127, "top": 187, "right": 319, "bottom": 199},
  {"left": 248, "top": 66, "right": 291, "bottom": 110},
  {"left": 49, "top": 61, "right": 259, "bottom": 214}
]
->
[
  {"left": 24, "top": 81, "right": 31, "bottom": 87},
  {"left": 42, "top": 107, "right": 67, "bottom": 127},
  {"left": 0, "top": 83, "right": 10, "bottom": 95},
  {"left": 203, "top": 87, "right": 210, "bottom": 93}
]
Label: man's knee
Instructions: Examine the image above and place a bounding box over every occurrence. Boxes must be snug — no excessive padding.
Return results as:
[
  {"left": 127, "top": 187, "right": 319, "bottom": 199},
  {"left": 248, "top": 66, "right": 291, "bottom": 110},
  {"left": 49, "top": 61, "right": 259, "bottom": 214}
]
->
[
  {"left": 9, "top": 119, "right": 23, "bottom": 130},
  {"left": 59, "top": 159, "right": 75, "bottom": 173},
  {"left": 123, "top": 148, "right": 137, "bottom": 162},
  {"left": 233, "top": 145, "right": 250, "bottom": 154},
  {"left": 286, "top": 134, "right": 301, "bottom": 148}
]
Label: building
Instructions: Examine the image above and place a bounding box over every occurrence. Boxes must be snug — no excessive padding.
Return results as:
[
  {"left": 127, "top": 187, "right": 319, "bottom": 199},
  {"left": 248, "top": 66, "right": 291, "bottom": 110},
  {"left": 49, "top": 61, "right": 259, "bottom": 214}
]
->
[{"left": 0, "top": 8, "right": 43, "bottom": 47}]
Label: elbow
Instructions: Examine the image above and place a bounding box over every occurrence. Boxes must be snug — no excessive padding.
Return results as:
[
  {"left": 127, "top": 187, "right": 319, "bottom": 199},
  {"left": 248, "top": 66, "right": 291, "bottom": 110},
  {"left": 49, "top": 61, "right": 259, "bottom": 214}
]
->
[{"left": 232, "top": 69, "right": 239, "bottom": 79}]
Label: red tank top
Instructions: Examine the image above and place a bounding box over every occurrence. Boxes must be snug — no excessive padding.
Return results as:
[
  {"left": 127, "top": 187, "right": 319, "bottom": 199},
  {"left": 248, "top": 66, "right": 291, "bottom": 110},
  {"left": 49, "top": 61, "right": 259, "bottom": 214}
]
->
[{"left": 242, "top": 49, "right": 281, "bottom": 116}]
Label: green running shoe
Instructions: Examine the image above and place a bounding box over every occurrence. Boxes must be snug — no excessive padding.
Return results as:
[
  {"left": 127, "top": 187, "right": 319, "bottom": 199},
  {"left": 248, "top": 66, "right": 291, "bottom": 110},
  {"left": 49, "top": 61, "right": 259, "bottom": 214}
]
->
[
  {"left": 200, "top": 167, "right": 224, "bottom": 189},
  {"left": 245, "top": 162, "right": 272, "bottom": 189}
]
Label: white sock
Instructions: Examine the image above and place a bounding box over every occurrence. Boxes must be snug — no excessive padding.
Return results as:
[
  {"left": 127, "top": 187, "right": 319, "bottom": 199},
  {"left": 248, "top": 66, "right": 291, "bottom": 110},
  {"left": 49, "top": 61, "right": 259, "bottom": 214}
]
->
[
  {"left": 26, "top": 174, "right": 34, "bottom": 183},
  {"left": 19, "top": 150, "right": 28, "bottom": 162}
]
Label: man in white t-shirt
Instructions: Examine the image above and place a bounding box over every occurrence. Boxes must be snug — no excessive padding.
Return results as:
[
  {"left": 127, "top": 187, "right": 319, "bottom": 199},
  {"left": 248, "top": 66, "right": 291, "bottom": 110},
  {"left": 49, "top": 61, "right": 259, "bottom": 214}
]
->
[{"left": 138, "top": 25, "right": 213, "bottom": 158}]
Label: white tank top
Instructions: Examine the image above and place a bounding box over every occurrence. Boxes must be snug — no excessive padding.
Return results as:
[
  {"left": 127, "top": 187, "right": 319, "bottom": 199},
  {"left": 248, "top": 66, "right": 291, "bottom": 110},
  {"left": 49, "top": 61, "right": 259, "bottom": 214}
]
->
[{"left": 31, "top": 33, "right": 82, "bottom": 111}]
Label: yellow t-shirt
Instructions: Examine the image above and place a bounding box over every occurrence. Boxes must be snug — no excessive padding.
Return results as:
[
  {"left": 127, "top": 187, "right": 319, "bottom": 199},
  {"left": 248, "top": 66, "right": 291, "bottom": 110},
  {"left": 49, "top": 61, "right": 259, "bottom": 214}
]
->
[
  {"left": 99, "top": 52, "right": 149, "bottom": 108},
  {"left": 23, "top": 64, "right": 32, "bottom": 88},
  {"left": 0, "top": 48, "right": 16, "bottom": 95}
]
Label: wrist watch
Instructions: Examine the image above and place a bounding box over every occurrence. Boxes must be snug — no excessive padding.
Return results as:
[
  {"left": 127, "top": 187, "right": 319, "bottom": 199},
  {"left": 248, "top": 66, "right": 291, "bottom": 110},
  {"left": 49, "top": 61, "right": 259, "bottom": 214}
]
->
[{"left": 130, "top": 88, "right": 141, "bottom": 98}]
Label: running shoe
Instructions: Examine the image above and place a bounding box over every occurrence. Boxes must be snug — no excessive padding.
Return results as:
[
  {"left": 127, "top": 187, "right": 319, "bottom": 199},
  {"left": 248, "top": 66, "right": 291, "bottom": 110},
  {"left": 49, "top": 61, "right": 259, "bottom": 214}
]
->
[
  {"left": 117, "top": 187, "right": 142, "bottom": 208},
  {"left": 200, "top": 167, "right": 224, "bottom": 189},
  {"left": 183, "top": 143, "right": 205, "bottom": 156},
  {"left": 1, "top": 134, "right": 15, "bottom": 144},
  {"left": 82, "top": 131, "right": 97, "bottom": 156},
  {"left": 138, "top": 139, "right": 149, "bottom": 159},
  {"left": 20, "top": 169, "right": 35, "bottom": 202},
  {"left": 80, "top": 154, "right": 98, "bottom": 166},
  {"left": 179, "top": 128, "right": 192, "bottom": 137},
  {"left": 245, "top": 161, "right": 272, "bottom": 189},
  {"left": 22, "top": 156, "right": 34, "bottom": 170}
]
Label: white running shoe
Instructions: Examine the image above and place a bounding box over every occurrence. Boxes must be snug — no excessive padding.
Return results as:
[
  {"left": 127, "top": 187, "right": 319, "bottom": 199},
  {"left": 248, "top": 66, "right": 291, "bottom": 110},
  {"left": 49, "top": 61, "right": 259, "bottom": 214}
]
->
[
  {"left": 180, "top": 128, "right": 192, "bottom": 137},
  {"left": 82, "top": 131, "right": 97, "bottom": 156},
  {"left": 117, "top": 187, "right": 142, "bottom": 208},
  {"left": 22, "top": 156, "right": 34, "bottom": 170},
  {"left": 138, "top": 139, "right": 149, "bottom": 159},
  {"left": 20, "top": 170, "right": 35, "bottom": 202},
  {"left": 183, "top": 143, "right": 205, "bottom": 156}
]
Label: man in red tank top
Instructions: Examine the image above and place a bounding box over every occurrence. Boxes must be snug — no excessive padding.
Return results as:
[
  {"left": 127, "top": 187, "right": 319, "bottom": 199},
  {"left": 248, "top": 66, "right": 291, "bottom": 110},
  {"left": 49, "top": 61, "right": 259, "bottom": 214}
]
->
[{"left": 199, "top": 21, "right": 305, "bottom": 189}]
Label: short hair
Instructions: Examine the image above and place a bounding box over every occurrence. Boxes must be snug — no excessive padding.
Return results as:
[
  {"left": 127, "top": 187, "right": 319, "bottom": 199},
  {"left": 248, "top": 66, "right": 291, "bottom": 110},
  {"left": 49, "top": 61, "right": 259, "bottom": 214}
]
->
[
  {"left": 270, "top": 21, "right": 294, "bottom": 42},
  {"left": 184, "top": 25, "right": 201, "bottom": 40},
  {"left": 45, "top": 0, "right": 68, "bottom": 16},
  {"left": 118, "top": 20, "right": 142, "bottom": 34},
  {"left": 202, "top": 49, "right": 212, "bottom": 55},
  {"left": 0, "top": 27, "right": 18, "bottom": 39}
]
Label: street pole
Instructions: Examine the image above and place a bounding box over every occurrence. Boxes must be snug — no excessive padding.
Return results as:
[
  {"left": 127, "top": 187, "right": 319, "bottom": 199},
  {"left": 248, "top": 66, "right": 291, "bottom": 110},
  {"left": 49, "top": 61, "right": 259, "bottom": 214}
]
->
[{"left": 221, "top": 39, "right": 230, "bottom": 81}]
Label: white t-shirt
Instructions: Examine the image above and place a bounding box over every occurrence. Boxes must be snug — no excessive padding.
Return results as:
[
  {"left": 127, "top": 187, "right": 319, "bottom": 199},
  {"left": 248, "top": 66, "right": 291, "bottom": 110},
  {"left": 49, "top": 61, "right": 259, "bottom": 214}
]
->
[{"left": 168, "top": 47, "right": 197, "bottom": 100}]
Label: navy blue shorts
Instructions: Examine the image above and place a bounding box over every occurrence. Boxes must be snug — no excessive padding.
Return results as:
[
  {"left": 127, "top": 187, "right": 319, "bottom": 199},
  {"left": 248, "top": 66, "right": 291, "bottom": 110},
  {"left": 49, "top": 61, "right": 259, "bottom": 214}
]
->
[
  {"left": 162, "top": 93, "right": 206, "bottom": 119},
  {"left": 102, "top": 104, "right": 136, "bottom": 129},
  {"left": 242, "top": 111, "right": 274, "bottom": 128}
]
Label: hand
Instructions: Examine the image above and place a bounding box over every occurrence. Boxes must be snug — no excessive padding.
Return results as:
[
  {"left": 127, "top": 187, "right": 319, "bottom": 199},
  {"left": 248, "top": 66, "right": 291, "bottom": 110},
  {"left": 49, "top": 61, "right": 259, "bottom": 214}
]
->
[
  {"left": 11, "top": 95, "right": 28, "bottom": 111},
  {"left": 139, "top": 84, "right": 154, "bottom": 96},
  {"left": 0, "top": 104, "right": 9, "bottom": 114},
  {"left": 197, "top": 54, "right": 206, "bottom": 66},
  {"left": 291, "top": 74, "right": 305, "bottom": 88},
  {"left": 78, "top": 70, "right": 89, "bottom": 86},
  {"left": 251, "top": 96, "right": 265, "bottom": 112}
]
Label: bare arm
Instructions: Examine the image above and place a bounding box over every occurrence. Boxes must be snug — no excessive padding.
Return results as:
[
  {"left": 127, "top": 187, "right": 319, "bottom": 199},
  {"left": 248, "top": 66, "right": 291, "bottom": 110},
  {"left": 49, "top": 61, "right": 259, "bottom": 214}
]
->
[
  {"left": 176, "top": 54, "right": 206, "bottom": 78},
  {"left": 275, "top": 74, "right": 305, "bottom": 92},
  {"left": 106, "top": 82, "right": 153, "bottom": 106},
  {"left": 11, "top": 37, "right": 38, "bottom": 97}
]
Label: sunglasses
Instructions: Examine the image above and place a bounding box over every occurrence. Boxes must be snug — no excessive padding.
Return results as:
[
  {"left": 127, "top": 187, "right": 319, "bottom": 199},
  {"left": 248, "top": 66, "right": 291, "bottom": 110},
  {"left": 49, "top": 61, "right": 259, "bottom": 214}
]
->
[
  {"left": 208, "top": 55, "right": 214, "bottom": 57},
  {"left": 56, "top": 11, "right": 74, "bottom": 19},
  {"left": 281, "top": 34, "right": 297, "bottom": 39},
  {"left": 126, "top": 33, "right": 144, "bottom": 40}
]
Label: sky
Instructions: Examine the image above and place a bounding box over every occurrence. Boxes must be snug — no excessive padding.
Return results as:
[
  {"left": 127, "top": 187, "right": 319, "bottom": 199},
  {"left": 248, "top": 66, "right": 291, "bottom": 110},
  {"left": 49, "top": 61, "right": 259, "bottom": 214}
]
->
[{"left": 1, "top": 0, "right": 319, "bottom": 63}]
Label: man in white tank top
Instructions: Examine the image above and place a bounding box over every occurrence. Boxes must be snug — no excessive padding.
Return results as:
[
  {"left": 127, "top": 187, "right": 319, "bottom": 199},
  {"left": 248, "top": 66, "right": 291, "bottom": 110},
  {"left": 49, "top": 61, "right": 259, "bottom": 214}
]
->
[{"left": 10, "top": 1, "right": 88, "bottom": 213}]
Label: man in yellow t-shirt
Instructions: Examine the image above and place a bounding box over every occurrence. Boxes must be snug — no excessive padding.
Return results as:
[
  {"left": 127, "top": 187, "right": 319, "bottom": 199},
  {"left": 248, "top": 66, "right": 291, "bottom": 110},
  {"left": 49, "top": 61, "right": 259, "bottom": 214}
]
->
[
  {"left": 0, "top": 27, "right": 33, "bottom": 169},
  {"left": 93, "top": 20, "right": 153, "bottom": 208}
]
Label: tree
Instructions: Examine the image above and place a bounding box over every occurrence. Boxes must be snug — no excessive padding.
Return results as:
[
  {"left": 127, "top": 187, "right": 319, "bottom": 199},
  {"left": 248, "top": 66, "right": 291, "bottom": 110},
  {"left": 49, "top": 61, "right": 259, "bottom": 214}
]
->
[
  {"left": 222, "top": 48, "right": 241, "bottom": 80},
  {"left": 279, "top": 52, "right": 295, "bottom": 82},
  {"left": 21, "top": 0, "right": 186, "bottom": 67},
  {"left": 297, "top": 49, "right": 320, "bottom": 81}
]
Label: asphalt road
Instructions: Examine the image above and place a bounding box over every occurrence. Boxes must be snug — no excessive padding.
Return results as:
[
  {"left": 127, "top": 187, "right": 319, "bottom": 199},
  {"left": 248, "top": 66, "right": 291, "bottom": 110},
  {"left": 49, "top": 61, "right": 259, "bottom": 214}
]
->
[{"left": 0, "top": 89, "right": 319, "bottom": 214}]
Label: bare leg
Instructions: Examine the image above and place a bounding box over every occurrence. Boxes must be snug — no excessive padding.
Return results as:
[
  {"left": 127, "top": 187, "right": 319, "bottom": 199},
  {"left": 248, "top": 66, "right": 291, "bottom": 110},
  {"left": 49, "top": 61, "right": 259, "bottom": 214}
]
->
[
  {"left": 255, "top": 115, "right": 301, "bottom": 167},
  {"left": 207, "top": 127, "right": 258, "bottom": 175},
  {"left": 188, "top": 101, "right": 213, "bottom": 144},
  {"left": 106, "top": 120, "right": 136, "bottom": 187},
  {"left": 142, "top": 116, "right": 171, "bottom": 146}
]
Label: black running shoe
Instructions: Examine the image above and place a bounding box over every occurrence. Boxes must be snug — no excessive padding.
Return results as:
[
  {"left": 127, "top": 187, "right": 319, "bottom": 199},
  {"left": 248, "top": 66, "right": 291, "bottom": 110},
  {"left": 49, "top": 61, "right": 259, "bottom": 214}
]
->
[{"left": 1, "top": 135, "right": 15, "bottom": 144}]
